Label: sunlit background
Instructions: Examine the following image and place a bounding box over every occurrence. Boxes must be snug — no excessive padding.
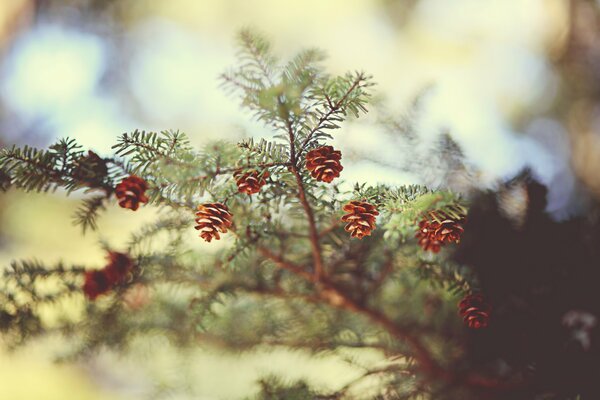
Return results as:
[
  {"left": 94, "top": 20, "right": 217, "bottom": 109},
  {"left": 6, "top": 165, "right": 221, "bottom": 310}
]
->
[{"left": 0, "top": 0, "right": 592, "bottom": 398}]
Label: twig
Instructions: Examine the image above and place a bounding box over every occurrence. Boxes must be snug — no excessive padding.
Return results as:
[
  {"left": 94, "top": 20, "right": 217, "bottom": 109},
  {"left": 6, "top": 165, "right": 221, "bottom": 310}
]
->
[
  {"left": 280, "top": 97, "right": 325, "bottom": 281},
  {"left": 257, "top": 246, "right": 315, "bottom": 283},
  {"left": 318, "top": 219, "right": 341, "bottom": 238},
  {"left": 255, "top": 247, "right": 523, "bottom": 392},
  {"left": 184, "top": 162, "right": 290, "bottom": 185},
  {"left": 297, "top": 73, "right": 367, "bottom": 157}
]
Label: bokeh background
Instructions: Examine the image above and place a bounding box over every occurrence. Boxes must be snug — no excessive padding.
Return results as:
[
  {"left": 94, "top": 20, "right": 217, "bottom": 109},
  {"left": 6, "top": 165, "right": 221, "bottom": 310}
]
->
[{"left": 1, "top": 0, "right": 597, "bottom": 398}]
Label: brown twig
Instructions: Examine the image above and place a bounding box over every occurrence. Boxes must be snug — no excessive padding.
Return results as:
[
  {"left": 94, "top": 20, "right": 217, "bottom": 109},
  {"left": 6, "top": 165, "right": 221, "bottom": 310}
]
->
[
  {"left": 280, "top": 97, "right": 325, "bottom": 281},
  {"left": 319, "top": 219, "right": 341, "bottom": 238},
  {"left": 257, "top": 246, "right": 315, "bottom": 283},
  {"left": 255, "top": 243, "right": 445, "bottom": 379},
  {"left": 256, "top": 245, "right": 523, "bottom": 393}
]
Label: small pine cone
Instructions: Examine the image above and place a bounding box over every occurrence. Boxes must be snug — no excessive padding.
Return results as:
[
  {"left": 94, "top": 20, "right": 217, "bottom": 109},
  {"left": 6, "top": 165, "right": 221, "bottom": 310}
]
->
[
  {"left": 436, "top": 219, "right": 464, "bottom": 244},
  {"left": 458, "top": 293, "right": 491, "bottom": 329},
  {"left": 305, "top": 146, "right": 343, "bottom": 183},
  {"left": 341, "top": 201, "right": 379, "bottom": 239},
  {"left": 83, "top": 270, "right": 112, "bottom": 300},
  {"left": 104, "top": 251, "right": 134, "bottom": 284},
  {"left": 72, "top": 150, "right": 108, "bottom": 188},
  {"left": 195, "top": 202, "right": 233, "bottom": 242},
  {"left": 234, "top": 169, "right": 269, "bottom": 195},
  {"left": 415, "top": 219, "right": 443, "bottom": 253},
  {"left": 415, "top": 216, "right": 464, "bottom": 253},
  {"left": 115, "top": 175, "right": 149, "bottom": 211}
]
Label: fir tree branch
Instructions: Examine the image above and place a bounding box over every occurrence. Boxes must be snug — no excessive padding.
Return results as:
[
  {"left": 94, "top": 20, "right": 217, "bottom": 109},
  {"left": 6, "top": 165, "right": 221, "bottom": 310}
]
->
[
  {"left": 324, "top": 286, "right": 524, "bottom": 391},
  {"left": 72, "top": 194, "right": 109, "bottom": 233},
  {"left": 318, "top": 218, "right": 341, "bottom": 238},
  {"left": 257, "top": 246, "right": 314, "bottom": 282},
  {"left": 255, "top": 243, "right": 444, "bottom": 385},
  {"left": 256, "top": 244, "right": 518, "bottom": 392},
  {"left": 297, "top": 72, "right": 369, "bottom": 157},
  {"left": 238, "top": 28, "right": 277, "bottom": 87},
  {"left": 281, "top": 99, "right": 325, "bottom": 281},
  {"left": 185, "top": 161, "right": 291, "bottom": 184}
]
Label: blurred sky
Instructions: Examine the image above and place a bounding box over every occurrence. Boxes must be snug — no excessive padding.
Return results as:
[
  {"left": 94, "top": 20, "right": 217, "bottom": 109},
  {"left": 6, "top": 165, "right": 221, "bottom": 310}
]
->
[{"left": 0, "top": 0, "right": 571, "bottom": 195}]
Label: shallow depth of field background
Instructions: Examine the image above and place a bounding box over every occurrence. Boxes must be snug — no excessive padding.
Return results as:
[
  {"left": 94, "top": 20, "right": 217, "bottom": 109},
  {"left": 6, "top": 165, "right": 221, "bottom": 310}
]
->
[{"left": 0, "top": 0, "right": 576, "bottom": 398}]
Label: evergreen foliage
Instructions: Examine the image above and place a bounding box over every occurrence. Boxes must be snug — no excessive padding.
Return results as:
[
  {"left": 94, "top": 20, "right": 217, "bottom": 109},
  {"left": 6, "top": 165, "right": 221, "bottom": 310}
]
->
[{"left": 1, "top": 29, "right": 594, "bottom": 400}]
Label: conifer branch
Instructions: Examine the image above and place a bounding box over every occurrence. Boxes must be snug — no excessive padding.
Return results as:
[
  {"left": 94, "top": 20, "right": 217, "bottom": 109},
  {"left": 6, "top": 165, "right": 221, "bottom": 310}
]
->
[
  {"left": 297, "top": 72, "right": 371, "bottom": 157},
  {"left": 257, "top": 246, "right": 314, "bottom": 282},
  {"left": 258, "top": 242, "right": 513, "bottom": 392},
  {"left": 281, "top": 98, "right": 325, "bottom": 281},
  {"left": 0, "top": 29, "right": 525, "bottom": 398}
]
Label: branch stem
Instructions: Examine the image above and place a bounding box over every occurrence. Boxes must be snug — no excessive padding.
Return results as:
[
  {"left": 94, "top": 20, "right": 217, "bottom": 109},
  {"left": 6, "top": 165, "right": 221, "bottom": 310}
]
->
[
  {"left": 279, "top": 97, "right": 325, "bottom": 281},
  {"left": 297, "top": 73, "right": 366, "bottom": 157},
  {"left": 257, "top": 247, "right": 522, "bottom": 392}
]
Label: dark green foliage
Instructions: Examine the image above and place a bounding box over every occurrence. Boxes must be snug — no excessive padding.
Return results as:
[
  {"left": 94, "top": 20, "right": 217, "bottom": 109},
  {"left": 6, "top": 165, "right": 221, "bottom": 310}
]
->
[
  {"left": 72, "top": 194, "right": 107, "bottom": 232},
  {"left": 238, "top": 138, "right": 289, "bottom": 166},
  {"left": 0, "top": 138, "right": 83, "bottom": 193},
  {"left": 0, "top": 260, "right": 85, "bottom": 347}
]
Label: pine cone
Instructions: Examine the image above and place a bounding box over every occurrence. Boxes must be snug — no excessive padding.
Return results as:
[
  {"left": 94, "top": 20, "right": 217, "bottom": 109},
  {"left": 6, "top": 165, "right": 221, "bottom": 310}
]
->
[
  {"left": 195, "top": 203, "right": 233, "bottom": 242},
  {"left": 115, "top": 175, "right": 149, "bottom": 211},
  {"left": 234, "top": 169, "right": 269, "bottom": 195},
  {"left": 341, "top": 201, "right": 379, "bottom": 239},
  {"left": 436, "top": 219, "right": 464, "bottom": 244},
  {"left": 416, "top": 219, "right": 443, "bottom": 253},
  {"left": 458, "top": 293, "right": 491, "bottom": 329},
  {"left": 72, "top": 150, "right": 108, "bottom": 188},
  {"left": 83, "top": 270, "right": 112, "bottom": 300},
  {"left": 104, "top": 251, "right": 134, "bottom": 284},
  {"left": 415, "top": 216, "right": 464, "bottom": 253},
  {"left": 305, "top": 146, "right": 343, "bottom": 183}
]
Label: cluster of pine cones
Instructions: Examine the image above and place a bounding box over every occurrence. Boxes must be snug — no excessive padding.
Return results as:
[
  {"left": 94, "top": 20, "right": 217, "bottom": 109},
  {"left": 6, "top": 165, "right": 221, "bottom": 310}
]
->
[
  {"left": 80, "top": 145, "right": 482, "bottom": 330},
  {"left": 195, "top": 145, "right": 383, "bottom": 242}
]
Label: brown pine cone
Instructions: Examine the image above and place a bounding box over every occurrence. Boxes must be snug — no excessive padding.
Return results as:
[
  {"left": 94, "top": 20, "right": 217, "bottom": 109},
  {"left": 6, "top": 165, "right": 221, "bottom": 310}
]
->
[
  {"left": 195, "top": 202, "right": 233, "bottom": 242},
  {"left": 458, "top": 293, "right": 491, "bottom": 329},
  {"left": 234, "top": 169, "right": 269, "bottom": 195},
  {"left": 83, "top": 270, "right": 112, "bottom": 300},
  {"left": 341, "top": 201, "right": 379, "bottom": 239},
  {"left": 115, "top": 175, "right": 149, "bottom": 211},
  {"left": 415, "top": 215, "right": 464, "bottom": 253},
  {"left": 436, "top": 219, "right": 464, "bottom": 244},
  {"left": 104, "top": 251, "right": 134, "bottom": 284},
  {"left": 72, "top": 150, "right": 108, "bottom": 188},
  {"left": 305, "top": 146, "right": 343, "bottom": 183},
  {"left": 416, "top": 219, "right": 443, "bottom": 253}
]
